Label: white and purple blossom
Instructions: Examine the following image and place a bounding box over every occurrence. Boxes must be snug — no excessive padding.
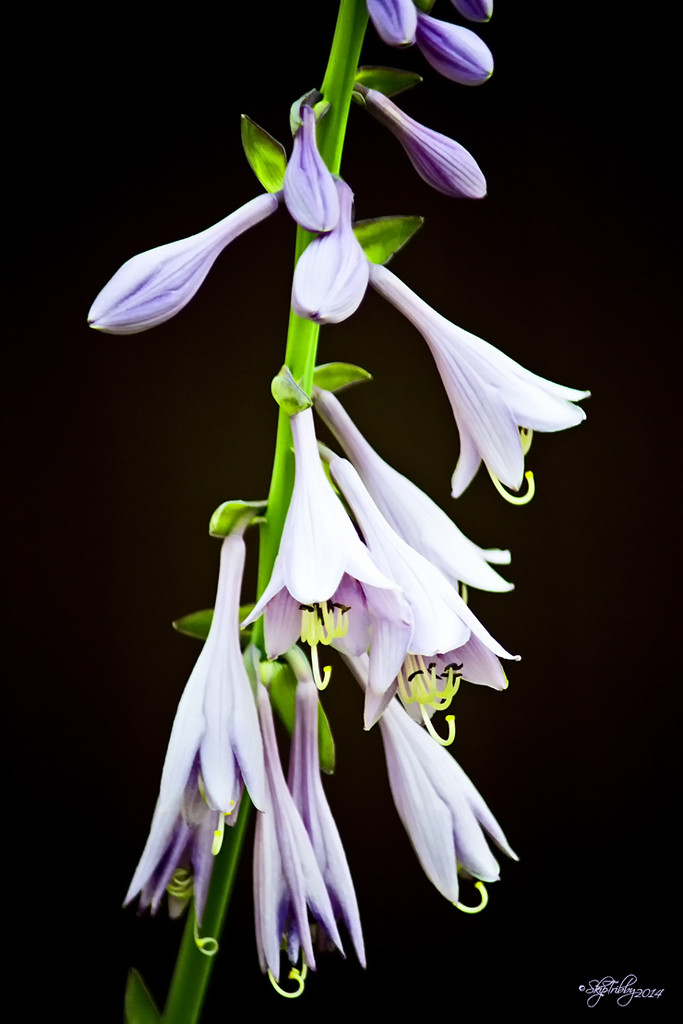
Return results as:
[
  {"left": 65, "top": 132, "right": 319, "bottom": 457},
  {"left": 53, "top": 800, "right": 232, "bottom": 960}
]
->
[
  {"left": 125, "top": 533, "right": 266, "bottom": 920},
  {"left": 346, "top": 654, "right": 518, "bottom": 905},
  {"left": 88, "top": 193, "right": 280, "bottom": 334},
  {"left": 366, "top": 0, "right": 417, "bottom": 47},
  {"left": 242, "top": 407, "right": 412, "bottom": 696},
  {"left": 283, "top": 104, "right": 340, "bottom": 233},
  {"left": 369, "top": 262, "right": 589, "bottom": 497},
  {"left": 287, "top": 648, "right": 365, "bottom": 965},
  {"left": 359, "top": 85, "right": 486, "bottom": 199},
  {"left": 415, "top": 11, "right": 494, "bottom": 85},
  {"left": 291, "top": 178, "right": 369, "bottom": 324},
  {"left": 313, "top": 387, "right": 513, "bottom": 593},
  {"left": 451, "top": 0, "right": 493, "bottom": 23},
  {"left": 253, "top": 681, "right": 343, "bottom": 978}
]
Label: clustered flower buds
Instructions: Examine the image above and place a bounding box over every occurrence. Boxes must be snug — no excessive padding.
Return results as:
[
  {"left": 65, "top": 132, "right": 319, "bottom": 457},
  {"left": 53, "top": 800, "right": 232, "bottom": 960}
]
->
[{"left": 96, "top": 0, "right": 588, "bottom": 1001}]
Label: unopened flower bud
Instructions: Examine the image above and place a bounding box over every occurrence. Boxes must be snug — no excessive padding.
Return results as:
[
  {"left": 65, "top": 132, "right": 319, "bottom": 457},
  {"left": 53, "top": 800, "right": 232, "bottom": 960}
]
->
[
  {"left": 283, "top": 105, "right": 340, "bottom": 232},
  {"left": 450, "top": 0, "right": 493, "bottom": 23},
  {"left": 416, "top": 12, "right": 493, "bottom": 85},
  {"left": 366, "top": 0, "right": 417, "bottom": 47}
]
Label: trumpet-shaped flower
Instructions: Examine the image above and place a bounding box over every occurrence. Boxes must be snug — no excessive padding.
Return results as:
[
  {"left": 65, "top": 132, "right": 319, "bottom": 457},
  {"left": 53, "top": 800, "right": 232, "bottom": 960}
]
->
[
  {"left": 366, "top": 0, "right": 417, "bottom": 47},
  {"left": 347, "top": 654, "right": 518, "bottom": 905},
  {"left": 88, "top": 193, "right": 280, "bottom": 334},
  {"left": 253, "top": 682, "right": 343, "bottom": 978},
  {"left": 416, "top": 11, "right": 493, "bottom": 85},
  {"left": 287, "top": 649, "right": 365, "bottom": 965},
  {"left": 313, "top": 387, "right": 512, "bottom": 593},
  {"left": 369, "top": 262, "right": 589, "bottom": 497},
  {"left": 242, "top": 407, "right": 412, "bottom": 695},
  {"left": 451, "top": 0, "right": 493, "bottom": 23},
  {"left": 360, "top": 86, "right": 486, "bottom": 199},
  {"left": 125, "top": 533, "right": 266, "bottom": 920},
  {"left": 283, "top": 104, "right": 340, "bottom": 233},
  {"left": 328, "top": 451, "right": 516, "bottom": 727},
  {"left": 291, "top": 178, "right": 369, "bottom": 324}
]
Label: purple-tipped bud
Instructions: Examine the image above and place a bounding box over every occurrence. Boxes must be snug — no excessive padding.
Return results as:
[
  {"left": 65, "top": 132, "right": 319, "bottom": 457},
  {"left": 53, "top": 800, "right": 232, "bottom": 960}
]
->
[
  {"left": 283, "top": 105, "right": 340, "bottom": 233},
  {"left": 450, "top": 0, "right": 493, "bottom": 22},
  {"left": 416, "top": 12, "right": 493, "bottom": 85},
  {"left": 88, "top": 193, "right": 279, "bottom": 334},
  {"left": 362, "top": 87, "right": 486, "bottom": 199},
  {"left": 291, "top": 179, "right": 369, "bottom": 324},
  {"left": 366, "top": 0, "right": 417, "bottom": 47}
]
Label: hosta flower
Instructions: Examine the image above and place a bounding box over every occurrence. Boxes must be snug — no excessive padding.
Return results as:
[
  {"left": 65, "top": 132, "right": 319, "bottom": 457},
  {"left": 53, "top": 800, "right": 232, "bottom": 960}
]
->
[
  {"left": 88, "top": 194, "right": 280, "bottom": 334},
  {"left": 451, "top": 0, "right": 493, "bottom": 22},
  {"left": 253, "top": 682, "right": 343, "bottom": 978},
  {"left": 242, "top": 407, "right": 412, "bottom": 695},
  {"left": 287, "top": 648, "right": 365, "bottom": 965},
  {"left": 283, "top": 104, "right": 340, "bottom": 233},
  {"left": 369, "top": 263, "right": 589, "bottom": 497},
  {"left": 366, "top": 0, "right": 417, "bottom": 47},
  {"left": 327, "top": 451, "right": 516, "bottom": 728},
  {"left": 416, "top": 11, "right": 494, "bottom": 85},
  {"left": 125, "top": 533, "right": 266, "bottom": 920},
  {"left": 359, "top": 85, "right": 486, "bottom": 198},
  {"left": 291, "top": 178, "right": 369, "bottom": 323},
  {"left": 346, "top": 653, "right": 518, "bottom": 906},
  {"left": 313, "top": 387, "right": 513, "bottom": 593}
]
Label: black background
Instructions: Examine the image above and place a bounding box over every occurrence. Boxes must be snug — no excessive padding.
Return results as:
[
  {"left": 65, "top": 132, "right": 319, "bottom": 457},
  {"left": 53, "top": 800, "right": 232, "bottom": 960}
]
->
[{"left": 5, "top": 2, "right": 680, "bottom": 1019}]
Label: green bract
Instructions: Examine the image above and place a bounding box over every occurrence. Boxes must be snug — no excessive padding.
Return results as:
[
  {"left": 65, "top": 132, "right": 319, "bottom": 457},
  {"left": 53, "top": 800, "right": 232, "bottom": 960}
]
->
[
  {"left": 354, "top": 65, "right": 422, "bottom": 97},
  {"left": 313, "top": 362, "right": 373, "bottom": 392},
  {"left": 124, "top": 969, "right": 161, "bottom": 1024},
  {"left": 240, "top": 115, "right": 287, "bottom": 193},
  {"left": 271, "top": 364, "right": 312, "bottom": 415},
  {"left": 208, "top": 499, "right": 266, "bottom": 538},
  {"left": 353, "top": 215, "right": 424, "bottom": 264}
]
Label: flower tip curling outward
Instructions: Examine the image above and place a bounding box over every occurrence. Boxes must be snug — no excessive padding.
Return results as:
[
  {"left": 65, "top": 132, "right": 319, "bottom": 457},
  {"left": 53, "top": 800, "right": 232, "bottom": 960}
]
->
[
  {"left": 415, "top": 12, "right": 494, "bottom": 86},
  {"left": 291, "top": 178, "right": 369, "bottom": 324},
  {"left": 366, "top": 0, "right": 417, "bottom": 47},
  {"left": 362, "top": 87, "right": 486, "bottom": 199},
  {"left": 87, "top": 193, "right": 280, "bottom": 334}
]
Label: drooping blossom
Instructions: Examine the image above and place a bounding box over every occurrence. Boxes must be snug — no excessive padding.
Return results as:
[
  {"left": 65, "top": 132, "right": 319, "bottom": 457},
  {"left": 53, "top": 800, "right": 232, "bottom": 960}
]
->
[
  {"left": 313, "top": 387, "right": 513, "bottom": 593},
  {"left": 346, "top": 653, "right": 518, "bottom": 906},
  {"left": 242, "top": 407, "right": 412, "bottom": 696},
  {"left": 327, "top": 451, "right": 516, "bottom": 727},
  {"left": 253, "top": 681, "right": 343, "bottom": 978},
  {"left": 451, "top": 0, "right": 493, "bottom": 22},
  {"left": 287, "top": 647, "right": 365, "bottom": 965},
  {"left": 283, "top": 104, "right": 340, "bottom": 233},
  {"left": 416, "top": 11, "right": 493, "bottom": 85},
  {"left": 88, "top": 194, "right": 280, "bottom": 334},
  {"left": 291, "top": 178, "right": 369, "bottom": 324},
  {"left": 125, "top": 532, "right": 266, "bottom": 921},
  {"left": 366, "top": 0, "right": 417, "bottom": 47},
  {"left": 369, "top": 262, "right": 589, "bottom": 497},
  {"left": 358, "top": 84, "right": 486, "bottom": 199}
]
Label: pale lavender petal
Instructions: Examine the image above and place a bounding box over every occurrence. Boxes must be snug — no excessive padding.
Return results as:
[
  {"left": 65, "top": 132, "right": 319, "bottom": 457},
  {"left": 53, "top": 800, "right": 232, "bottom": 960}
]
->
[
  {"left": 363, "top": 87, "right": 486, "bottom": 199},
  {"left": 366, "top": 0, "right": 417, "bottom": 46},
  {"left": 261, "top": 587, "right": 302, "bottom": 659},
  {"left": 283, "top": 105, "right": 340, "bottom": 232},
  {"left": 291, "top": 178, "right": 369, "bottom": 323},
  {"left": 450, "top": 0, "right": 492, "bottom": 22},
  {"left": 416, "top": 12, "right": 493, "bottom": 85},
  {"left": 88, "top": 193, "right": 279, "bottom": 334}
]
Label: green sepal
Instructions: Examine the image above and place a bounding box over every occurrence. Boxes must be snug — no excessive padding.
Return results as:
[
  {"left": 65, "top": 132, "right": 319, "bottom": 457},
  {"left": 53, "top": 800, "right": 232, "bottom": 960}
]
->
[
  {"left": 271, "top": 365, "right": 312, "bottom": 415},
  {"left": 313, "top": 362, "right": 373, "bottom": 392},
  {"left": 354, "top": 65, "right": 423, "bottom": 97},
  {"left": 240, "top": 115, "right": 287, "bottom": 193},
  {"left": 208, "top": 500, "right": 266, "bottom": 538},
  {"left": 172, "top": 604, "right": 254, "bottom": 641},
  {"left": 413, "top": 0, "right": 436, "bottom": 13},
  {"left": 289, "top": 89, "right": 323, "bottom": 134},
  {"left": 265, "top": 659, "right": 336, "bottom": 774},
  {"left": 124, "top": 969, "right": 161, "bottom": 1024},
  {"left": 353, "top": 215, "right": 424, "bottom": 265}
]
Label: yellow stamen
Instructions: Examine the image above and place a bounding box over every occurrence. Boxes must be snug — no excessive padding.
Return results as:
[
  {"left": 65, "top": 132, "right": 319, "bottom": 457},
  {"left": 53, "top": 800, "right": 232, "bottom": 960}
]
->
[
  {"left": 310, "top": 642, "right": 332, "bottom": 690},
  {"left": 489, "top": 469, "right": 535, "bottom": 506},
  {"left": 299, "top": 601, "right": 349, "bottom": 647},
  {"left": 211, "top": 804, "right": 235, "bottom": 856},
  {"left": 268, "top": 961, "right": 308, "bottom": 999},
  {"left": 421, "top": 705, "right": 456, "bottom": 746},
  {"left": 520, "top": 427, "right": 534, "bottom": 455},
  {"left": 193, "top": 916, "right": 219, "bottom": 956},
  {"left": 166, "top": 868, "right": 193, "bottom": 900},
  {"left": 454, "top": 881, "right": 489, "bottom": 914}
]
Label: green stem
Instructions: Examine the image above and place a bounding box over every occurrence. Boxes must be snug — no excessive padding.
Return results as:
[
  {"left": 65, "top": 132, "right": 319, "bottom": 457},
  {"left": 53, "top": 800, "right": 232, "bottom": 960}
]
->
[{"left": 159, "top": 4, "right": 369, "bottom": 1021}]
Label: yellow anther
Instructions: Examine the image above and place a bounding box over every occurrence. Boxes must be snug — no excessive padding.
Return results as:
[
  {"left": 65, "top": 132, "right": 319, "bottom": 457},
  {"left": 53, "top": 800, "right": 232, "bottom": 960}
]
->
[
  {"left": 421, "top": 706, "right": 456, "bottom": 746},
  {"left": 268, "top": 961, "right": 308, "bottom": 999},
  {"left": 489, "top": 469, "right": 535, "bottom": 506},
  {"left": 299, "top": 601, "right": 349, "bottom": 648},
  {"left": 193, "top": 916, "right": 219, "bottom": 956},
  {"left": 454, "top": 881, "right": 489, "bottom": 914},
  {"left": 398, "top": 654, "right": 461, "bottom": 711}
]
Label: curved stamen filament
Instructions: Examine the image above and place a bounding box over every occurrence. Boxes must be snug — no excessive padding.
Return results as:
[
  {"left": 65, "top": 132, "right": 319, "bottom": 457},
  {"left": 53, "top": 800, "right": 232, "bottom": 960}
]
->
[
  {"left": 211, "top": 804, "right": 235, "bottom": 856},
  {"left": 166, "top": 868, "right": 193, "bottom": 900},
  {"left": 454, "top": 880, "right": 489, "bottom": 915},
  {"left": 299, "top": 601, "right": 350, "bottom": 646},
  {"left": 193, "top": 916, "right": 219, "bottom": 956},
  {"left": 489, "top": 469, "right": 535, "bottom": 506},
  {"left": 268, "top": 960, "right": 309, "bottom": 999},
  {"left": 310, "top": 642, "right": 332, "bottom": 690},
  {"left": 398, "top": 654, "right": 461, "bottom": 710},
  {"left": 421, "top": 705, "right": 456, "bottom": 746}
]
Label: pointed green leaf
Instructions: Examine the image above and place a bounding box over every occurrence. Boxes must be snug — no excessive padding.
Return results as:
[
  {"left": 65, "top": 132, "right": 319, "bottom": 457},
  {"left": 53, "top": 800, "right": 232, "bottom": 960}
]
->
[
  {"left": 241, "top": 115, "right": 287, "bottom": 193},
  {"left": 353, "top": 215, "right": 424, "bottom": 265},
  {"left": 313, "top": 362, "right": 373, "bottom": 392},
  {"left": 354, "top": 65, "right": 423, "bottom": 97},
  {"left": 172, "top": 604, "right": 254, "bottom": 641},
  {"left": 208, "top": 500, "right": 266, "bottom": 538},
  {"left": 266, "top": 659, "right": 335, "bottom": 774},
  {"left": 124, "top": 969, "right": 161, "bottom": 1024},
  {"left": 271, "top": 365, "right": 312, "bottom": 415}
]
